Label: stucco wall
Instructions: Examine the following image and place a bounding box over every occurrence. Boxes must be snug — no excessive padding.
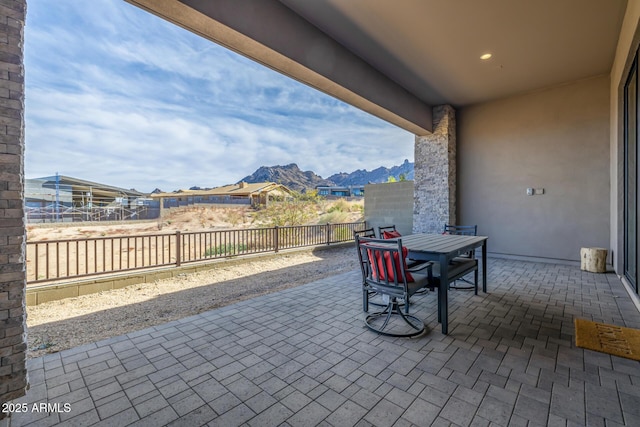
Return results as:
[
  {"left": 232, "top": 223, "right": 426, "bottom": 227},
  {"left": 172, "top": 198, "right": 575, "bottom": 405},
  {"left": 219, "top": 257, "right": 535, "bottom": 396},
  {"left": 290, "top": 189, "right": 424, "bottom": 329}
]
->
[
  {"left": 458, "top": 75, "right": 610, "bottom": 262},
  {"left": 364, "top": 181, "right": 413, "bottom": 236}
]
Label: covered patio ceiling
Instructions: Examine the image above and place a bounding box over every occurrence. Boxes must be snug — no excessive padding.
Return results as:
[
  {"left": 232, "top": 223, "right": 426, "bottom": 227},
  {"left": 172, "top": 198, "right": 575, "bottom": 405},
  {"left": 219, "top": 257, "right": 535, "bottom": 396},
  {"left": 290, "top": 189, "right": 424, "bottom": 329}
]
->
[{"left": 126, "top": 0, "right": 627, "bottom": 135}]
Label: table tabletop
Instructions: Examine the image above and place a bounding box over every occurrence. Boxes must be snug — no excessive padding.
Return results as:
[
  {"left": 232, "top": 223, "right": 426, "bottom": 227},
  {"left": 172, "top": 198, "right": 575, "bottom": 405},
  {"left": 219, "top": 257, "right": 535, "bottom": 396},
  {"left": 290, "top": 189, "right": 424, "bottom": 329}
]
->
[{"left": 400, "top": 233, "right": 487, "bottom": 259}]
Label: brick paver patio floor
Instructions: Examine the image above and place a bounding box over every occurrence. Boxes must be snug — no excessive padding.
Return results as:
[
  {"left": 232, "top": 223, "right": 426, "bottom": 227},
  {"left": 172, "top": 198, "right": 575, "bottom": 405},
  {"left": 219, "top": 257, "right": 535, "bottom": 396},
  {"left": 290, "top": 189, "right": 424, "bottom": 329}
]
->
[{"left": 4, "top": 258, "right": 640, "bottom": 426}]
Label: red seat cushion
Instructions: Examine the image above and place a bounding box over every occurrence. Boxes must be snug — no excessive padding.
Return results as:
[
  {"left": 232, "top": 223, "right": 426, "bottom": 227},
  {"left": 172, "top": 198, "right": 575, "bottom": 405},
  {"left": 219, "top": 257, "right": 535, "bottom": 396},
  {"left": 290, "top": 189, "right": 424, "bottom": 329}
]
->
[
  {"left": 367, "top": 246, "right": 414, "bottom": 282},
  {"left": 382, "top": 230, "right": 402, "bottom": 239}
]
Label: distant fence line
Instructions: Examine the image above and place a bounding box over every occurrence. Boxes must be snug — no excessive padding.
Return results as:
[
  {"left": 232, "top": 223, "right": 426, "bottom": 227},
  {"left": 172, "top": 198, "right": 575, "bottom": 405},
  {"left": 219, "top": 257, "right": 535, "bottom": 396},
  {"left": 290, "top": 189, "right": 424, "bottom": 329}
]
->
[
  {"left": 162, "top": 196, "right": 251, "bottom": 208},
  {"left": 26, "top": 222, "right": 366, "bottom": 284},
  {"left": 26, "top": 198, "right": 256, "bottom": 224},
  {"left": 26, "top": 205, "right": 160, "bottom": 223}
]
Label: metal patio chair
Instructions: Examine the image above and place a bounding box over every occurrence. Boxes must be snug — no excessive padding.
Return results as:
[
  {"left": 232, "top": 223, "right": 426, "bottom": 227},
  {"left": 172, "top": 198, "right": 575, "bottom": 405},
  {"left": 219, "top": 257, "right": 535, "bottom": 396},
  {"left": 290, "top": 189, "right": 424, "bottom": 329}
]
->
[
  {"left": 378, "top": 225, "right": 401, "bottom": 239},
  {"left": 442, "top": 224, "right": 479, "bottom": 292},
  {"left": 354, "top": 227, "right": 376, "bottom": 239},
  {"left": 356, "top": 235, "right": 433, "bottom": 337}
]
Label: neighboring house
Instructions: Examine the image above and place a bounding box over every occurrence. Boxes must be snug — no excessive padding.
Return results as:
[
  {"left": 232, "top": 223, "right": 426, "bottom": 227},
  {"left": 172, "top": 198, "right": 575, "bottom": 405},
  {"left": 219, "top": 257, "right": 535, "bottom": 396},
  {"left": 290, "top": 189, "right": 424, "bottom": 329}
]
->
[
  {"left": 316, "top": 185, "right": 365, "bottom": 198},
  {"left": 25, "top": 175, "right": 155, "bottom": 222},
  {"left": 149, "top": 182, "right": 293, "bottom": 209},
  {"left": 25, "top": 177, "right": 73, "bottom": 209}
]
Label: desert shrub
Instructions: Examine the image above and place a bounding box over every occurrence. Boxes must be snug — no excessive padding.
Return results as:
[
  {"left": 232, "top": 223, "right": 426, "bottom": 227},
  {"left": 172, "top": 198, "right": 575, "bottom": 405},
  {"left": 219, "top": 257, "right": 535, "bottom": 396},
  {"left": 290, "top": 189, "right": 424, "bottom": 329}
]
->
[
  {"left": 205, "top": 243, "right": 248, "bottom": 257},
  {"left": 252, "top": 191, "right": 320, "bottom": 227},
  {"left": 316, "top": 210, "right": 350, "bottom": 225},
  {"left": 327, "top": 199, "right": 350, "bottom": 213},
  {"left": 225, "top": 209, "right": 246, "bottom": 226},
  {"left": 197, "top": 208, "right": 208, "bottom": 227},
  {"left": 297, "top": 189, "right": 323, "bottom": 202}
]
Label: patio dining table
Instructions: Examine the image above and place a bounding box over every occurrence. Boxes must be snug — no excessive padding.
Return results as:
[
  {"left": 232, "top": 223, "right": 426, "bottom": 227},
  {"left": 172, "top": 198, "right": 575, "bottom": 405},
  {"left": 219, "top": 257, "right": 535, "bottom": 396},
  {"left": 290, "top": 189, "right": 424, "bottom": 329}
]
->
[{"left": 400, "top": 233, "right": 488, "bottom": 334}]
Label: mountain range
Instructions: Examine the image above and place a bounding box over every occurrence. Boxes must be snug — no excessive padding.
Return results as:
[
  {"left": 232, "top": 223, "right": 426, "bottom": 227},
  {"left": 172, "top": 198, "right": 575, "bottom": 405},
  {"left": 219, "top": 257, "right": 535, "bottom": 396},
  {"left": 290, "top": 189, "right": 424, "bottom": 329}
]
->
[{"left": 238, "top": 160, "right": 414, "bottom": 192}]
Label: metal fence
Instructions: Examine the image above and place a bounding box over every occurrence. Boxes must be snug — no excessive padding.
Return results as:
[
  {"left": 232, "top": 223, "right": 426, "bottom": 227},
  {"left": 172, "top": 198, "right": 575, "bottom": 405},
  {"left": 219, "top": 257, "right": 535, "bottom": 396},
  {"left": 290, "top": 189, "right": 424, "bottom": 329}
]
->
[{"left": 26, "top": 222, "right": 366, "bottom": 284}]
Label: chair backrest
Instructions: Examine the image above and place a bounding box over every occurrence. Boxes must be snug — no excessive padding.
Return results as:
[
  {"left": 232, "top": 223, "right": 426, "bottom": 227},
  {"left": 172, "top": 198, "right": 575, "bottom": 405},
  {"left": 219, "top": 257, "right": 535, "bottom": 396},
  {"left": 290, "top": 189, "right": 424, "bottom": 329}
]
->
[
  {"left": 378, "top": 225, "right": 401, "bottom": 239},
  {"left": 443, "top": 224, "right": 477, "bottom": 259},
  {"left": 353, "top": 227, "right": 376, "bottom": 239},
  {"left": 356, "top": 235, "right": 411, "bottom": 298},
  {"left": 443, "top": 224, "right": 477, "bottom": 236},
  {"left": 354, "top": 229, "right": 377, "bottom": 281}
]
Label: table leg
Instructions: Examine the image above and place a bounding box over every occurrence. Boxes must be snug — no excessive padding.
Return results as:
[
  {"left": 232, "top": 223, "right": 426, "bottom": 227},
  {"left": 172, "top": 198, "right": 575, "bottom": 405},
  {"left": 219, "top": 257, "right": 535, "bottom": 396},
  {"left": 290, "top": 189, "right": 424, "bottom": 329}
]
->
[
  {"left": 439, "top": 254, "right": 448, "bottom": 334},
  {"left": 482, "top": 241, "right": 487, "bottom": 293}
]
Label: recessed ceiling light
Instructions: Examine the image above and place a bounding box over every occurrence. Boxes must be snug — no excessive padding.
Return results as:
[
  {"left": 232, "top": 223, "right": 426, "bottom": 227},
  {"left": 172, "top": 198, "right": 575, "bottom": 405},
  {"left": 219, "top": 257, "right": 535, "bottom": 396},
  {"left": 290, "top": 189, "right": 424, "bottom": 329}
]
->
[{"left": 480, "top": 53, "right": 492, "bottom": 60}]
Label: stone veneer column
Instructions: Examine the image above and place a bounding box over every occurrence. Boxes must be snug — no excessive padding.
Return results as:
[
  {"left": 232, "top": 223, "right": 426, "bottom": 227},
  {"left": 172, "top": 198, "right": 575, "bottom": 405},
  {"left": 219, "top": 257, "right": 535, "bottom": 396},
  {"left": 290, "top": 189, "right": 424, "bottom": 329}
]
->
[
  {"left": 0, "top": 0, "right": 27, "bottom": 407},
  {"left": 413, "top": 105, "right": 456, "bottom": 233}
]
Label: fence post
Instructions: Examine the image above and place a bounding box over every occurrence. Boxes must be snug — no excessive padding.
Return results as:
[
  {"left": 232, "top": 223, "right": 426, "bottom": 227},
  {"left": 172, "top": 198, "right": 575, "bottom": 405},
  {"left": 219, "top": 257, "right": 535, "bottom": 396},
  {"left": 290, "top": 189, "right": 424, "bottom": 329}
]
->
[
  {"left": 274, "top": 226, "right": 279, "bottom": 253},
  {"left": 326, "top": 223, "right": 331, "bottom": 245},
  {"left": 175, "top": 231, "right": 181, "bottom": 267}
]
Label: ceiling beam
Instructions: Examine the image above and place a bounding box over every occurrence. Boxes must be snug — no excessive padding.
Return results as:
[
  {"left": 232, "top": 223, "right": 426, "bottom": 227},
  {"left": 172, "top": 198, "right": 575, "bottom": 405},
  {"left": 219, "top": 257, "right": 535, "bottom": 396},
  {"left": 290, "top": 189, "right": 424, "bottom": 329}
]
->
[{"left": 125, "top": 0, "right": 433, "bottom": 135}]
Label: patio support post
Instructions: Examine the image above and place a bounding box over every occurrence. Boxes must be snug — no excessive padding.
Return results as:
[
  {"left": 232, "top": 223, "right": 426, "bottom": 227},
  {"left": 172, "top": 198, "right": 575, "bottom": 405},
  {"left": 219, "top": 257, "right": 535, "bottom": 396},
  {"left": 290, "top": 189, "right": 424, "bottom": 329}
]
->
[
  {"left": 0, "top": 0, "right": 28, "bottom": 407},
  {"left": 413, "top": 105, "right": 456, "bottom": 233}
]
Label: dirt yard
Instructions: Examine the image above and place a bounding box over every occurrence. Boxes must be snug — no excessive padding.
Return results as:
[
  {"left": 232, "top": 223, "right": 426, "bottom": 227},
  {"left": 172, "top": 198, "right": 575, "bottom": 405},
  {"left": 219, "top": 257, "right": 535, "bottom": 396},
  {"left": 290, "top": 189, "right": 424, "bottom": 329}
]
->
[
  {"left": 26, "top": 201, "right": 364, "bottom": 241},
  {"left": 26, "top": 204, "right": 363, "bottom": 358},
  {"left": 26, "top": 205, "right": 258, "bottom": 241}
]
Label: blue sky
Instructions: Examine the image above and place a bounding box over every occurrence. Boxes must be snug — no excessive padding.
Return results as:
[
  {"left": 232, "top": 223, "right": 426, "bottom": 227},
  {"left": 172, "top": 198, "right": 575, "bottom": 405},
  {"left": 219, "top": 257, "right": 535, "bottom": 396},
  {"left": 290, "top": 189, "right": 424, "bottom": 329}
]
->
[{"left": 24, "top": 0, "right": 413, "bottom": 193}]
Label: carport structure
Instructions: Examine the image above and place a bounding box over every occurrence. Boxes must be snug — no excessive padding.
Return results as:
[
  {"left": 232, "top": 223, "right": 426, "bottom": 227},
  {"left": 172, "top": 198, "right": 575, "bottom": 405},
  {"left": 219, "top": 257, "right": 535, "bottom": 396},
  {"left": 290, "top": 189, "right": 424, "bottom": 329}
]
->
[{"left": 2, "top": 0, "right": 639, "bottom": 411}]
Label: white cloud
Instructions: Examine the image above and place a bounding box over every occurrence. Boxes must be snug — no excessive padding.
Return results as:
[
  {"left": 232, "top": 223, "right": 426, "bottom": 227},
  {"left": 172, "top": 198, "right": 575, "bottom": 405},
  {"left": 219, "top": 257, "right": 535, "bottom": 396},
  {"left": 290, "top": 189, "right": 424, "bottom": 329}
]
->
[{"left": 24, "top": 0, "right": 414, "bottom": 192}]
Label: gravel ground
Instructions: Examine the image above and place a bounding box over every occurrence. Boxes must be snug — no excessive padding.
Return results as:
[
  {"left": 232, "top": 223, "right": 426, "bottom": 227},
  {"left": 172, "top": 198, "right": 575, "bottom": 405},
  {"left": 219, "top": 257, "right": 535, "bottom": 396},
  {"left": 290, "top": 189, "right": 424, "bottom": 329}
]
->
[{"left": 27, "top": 245, "right": 359, "bottom": 358}]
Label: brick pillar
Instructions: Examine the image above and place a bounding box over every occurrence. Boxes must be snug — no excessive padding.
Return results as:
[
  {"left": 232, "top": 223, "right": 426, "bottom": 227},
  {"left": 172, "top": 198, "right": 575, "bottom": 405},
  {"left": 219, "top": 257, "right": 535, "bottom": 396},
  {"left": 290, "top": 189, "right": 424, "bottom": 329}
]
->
[
  {"left": 0, "top": 0, "right": 27, "bottom": 407},
  {"left": 413, "top": 105, "right": 456, "bottom": 234}
]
